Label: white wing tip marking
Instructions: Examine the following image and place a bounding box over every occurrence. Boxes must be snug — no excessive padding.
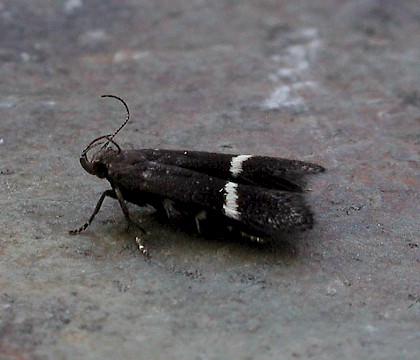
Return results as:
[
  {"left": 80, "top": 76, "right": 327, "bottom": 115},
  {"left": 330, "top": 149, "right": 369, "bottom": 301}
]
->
[
  {"left": 223, "top": 181, "right": 240, "bottom": 220},
  {"left": 230, "top": 155, "right": 252, "bottom": 177}
]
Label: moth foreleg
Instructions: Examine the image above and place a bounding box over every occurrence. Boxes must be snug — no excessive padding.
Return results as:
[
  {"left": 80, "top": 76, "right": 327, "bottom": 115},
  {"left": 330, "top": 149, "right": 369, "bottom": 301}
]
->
[
  {"left": 69, "top": 189, "right": 116, "bottom": 235},
  {"left": 113, "top": 186, "right": 146, "bottom": 234}
]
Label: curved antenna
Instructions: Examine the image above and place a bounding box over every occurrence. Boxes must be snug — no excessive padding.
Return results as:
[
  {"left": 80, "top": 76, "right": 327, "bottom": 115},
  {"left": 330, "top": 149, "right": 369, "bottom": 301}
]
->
[
  {"left": 82, "top": 135, "right": 122, "bottom": 157},
  {"left": 101, "top": 94, "right": 130, "bottom": 141},
  {"left": 80, "top": 95, "right": 130, "bottom": 158},
  {"left": 101, "top": 95, "right": 130, "bottom": 148}
]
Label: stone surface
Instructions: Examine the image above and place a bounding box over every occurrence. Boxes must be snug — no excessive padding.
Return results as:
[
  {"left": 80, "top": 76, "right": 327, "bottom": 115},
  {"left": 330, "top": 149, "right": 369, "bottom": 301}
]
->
[{"left": 0, "top": 1, "right": 419, "bottom": 359}]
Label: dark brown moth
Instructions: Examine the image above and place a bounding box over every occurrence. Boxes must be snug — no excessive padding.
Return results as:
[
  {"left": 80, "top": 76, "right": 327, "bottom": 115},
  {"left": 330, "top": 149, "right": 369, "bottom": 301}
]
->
[{"left": 70, "top": 95, "right": 325, "bottom": 254}]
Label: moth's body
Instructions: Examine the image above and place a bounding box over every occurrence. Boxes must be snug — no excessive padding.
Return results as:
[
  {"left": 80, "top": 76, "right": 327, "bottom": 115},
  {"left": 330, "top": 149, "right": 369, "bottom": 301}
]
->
[
  {"left": 82, "top": 148, "right": 324, "bottom": 240},
  {"left": 69, "top": 95, "right": 325, "bottom": 254}
]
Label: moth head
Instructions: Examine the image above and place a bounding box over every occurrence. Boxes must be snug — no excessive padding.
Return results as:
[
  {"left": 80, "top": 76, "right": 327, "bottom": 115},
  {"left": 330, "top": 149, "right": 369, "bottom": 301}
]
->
[
  {"left": 79, "top": 95, "right": 130, "bottom": 178},
  {"left": 80, "top": 135, "right": 121, "bottom": 178}
]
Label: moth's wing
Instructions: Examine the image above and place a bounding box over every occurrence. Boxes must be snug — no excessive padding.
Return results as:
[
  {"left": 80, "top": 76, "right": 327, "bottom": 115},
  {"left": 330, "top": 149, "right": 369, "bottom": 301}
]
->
[
  {"left": 131, "top": 149, "right": 325, "bottom": 192},
  {"left": 235, "top": 183, "right": 314, "bottom": 235},
  {"left": 109, "top": 160, "right": 314, "bottom": 236},
  {"left": 229, "top": 155, "right": 325, "bottom": 191}
]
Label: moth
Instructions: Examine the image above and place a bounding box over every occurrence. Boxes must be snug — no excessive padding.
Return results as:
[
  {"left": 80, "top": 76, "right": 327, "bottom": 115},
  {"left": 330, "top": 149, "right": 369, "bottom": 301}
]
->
[{"left": 70, "top": 95, "right": 325, "bottom": 254}]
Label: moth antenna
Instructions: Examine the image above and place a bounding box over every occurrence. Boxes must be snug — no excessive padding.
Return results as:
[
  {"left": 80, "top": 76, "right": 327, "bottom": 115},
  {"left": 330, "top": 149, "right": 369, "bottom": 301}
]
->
[{"left": 100, "top": 94, "right": 130, "bottom": 149}]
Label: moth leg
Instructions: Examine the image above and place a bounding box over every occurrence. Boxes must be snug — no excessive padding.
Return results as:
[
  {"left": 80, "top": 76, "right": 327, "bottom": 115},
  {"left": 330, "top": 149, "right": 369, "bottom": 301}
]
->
[
  {"left": 195, "top": 210, "right": 207, "bottom": 234},
  {"left": 135, "top": 237, "right": 149, "bottom": 257},
  {"left": 240, "top": 231, "right": 267, "bottom": 244},
  {"left": 113, "top": 186, "right": 146, "bottom": 234},
  {"left": 163, "top": 199, "right": 175, "bottom": 219},
  {"left": 69, "top": 189, "right": 116, "bottom": 235}
]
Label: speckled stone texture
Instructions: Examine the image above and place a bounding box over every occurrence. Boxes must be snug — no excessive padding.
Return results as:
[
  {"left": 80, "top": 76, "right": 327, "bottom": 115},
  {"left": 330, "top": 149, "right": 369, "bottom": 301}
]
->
[{"left": 1, "top": 1, "right": 419, "bottom": 359}]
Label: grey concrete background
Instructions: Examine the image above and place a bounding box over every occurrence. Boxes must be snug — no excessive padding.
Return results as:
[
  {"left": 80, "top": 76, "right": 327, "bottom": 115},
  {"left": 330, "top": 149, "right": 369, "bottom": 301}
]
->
[{"left": 1, "top": 1, "right": 419, "bottom": 359}]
